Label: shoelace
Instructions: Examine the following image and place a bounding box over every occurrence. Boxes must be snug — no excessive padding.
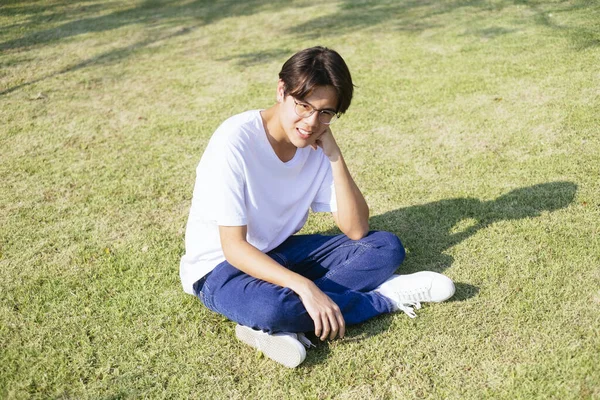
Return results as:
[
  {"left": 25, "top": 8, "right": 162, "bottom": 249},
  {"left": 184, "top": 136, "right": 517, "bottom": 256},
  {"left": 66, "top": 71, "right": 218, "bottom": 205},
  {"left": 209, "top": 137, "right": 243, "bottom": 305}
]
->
[
  {"left": 297, "top": 333, "right": 315, "bottom": 348},
  {"left": 399, "top": 286, "right": 431, "bottom": 302},
  {"left": 397, "top": 301, "right": 422, "bottom": 318},
  {"left": 393, "top": 284, "right": 432, "bottom": 318}
]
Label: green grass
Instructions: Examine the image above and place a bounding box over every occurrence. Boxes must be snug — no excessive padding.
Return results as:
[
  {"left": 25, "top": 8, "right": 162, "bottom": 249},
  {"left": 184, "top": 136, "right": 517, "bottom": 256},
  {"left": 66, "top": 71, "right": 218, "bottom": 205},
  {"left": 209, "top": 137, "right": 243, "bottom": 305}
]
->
[{"left": 1, "top": 0, "right": 599, "bottom": 398}]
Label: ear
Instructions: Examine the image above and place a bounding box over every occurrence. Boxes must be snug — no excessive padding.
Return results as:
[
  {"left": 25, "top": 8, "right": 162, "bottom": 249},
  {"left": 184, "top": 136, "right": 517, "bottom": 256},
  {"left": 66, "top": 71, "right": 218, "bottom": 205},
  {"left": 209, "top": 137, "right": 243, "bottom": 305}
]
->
[{"left": 277, "top": 79, "right": 285, "bottom": 102}]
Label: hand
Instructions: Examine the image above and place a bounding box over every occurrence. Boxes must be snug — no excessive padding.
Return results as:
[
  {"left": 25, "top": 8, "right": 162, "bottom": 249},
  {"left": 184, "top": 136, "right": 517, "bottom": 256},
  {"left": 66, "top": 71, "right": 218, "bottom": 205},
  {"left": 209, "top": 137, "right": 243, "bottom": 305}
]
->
[
  {"left": 297, "top": 282, "right": 346, "bottom": 341},
  {"left": 312, "top": 126, "right": 341, "bottom": 161}
]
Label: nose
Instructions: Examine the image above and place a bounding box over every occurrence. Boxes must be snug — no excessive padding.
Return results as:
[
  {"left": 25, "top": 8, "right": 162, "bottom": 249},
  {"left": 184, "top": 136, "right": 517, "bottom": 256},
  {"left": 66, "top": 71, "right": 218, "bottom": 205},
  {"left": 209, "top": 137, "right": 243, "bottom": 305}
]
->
[{"left": 306, "top": 111, "right": 321, "bottom": 127}]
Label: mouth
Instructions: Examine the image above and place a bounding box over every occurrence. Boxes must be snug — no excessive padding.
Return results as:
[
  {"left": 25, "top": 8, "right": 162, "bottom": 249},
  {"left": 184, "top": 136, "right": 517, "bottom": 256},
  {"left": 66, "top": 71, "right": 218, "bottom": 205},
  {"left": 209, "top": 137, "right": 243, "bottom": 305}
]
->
[{"left": 296, "top": 127, "right": 313, "bottom": 140}]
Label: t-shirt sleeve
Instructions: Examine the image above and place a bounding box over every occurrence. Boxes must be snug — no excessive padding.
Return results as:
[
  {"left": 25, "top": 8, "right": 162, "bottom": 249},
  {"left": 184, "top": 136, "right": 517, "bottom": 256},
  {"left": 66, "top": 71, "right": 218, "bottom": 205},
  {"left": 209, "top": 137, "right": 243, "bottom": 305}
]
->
[
  {"left": 194, "top": 139, "right": 247, "bottom": 226},
  {"left": 310, "top": 161, "right": 337, "bottom": 213}
]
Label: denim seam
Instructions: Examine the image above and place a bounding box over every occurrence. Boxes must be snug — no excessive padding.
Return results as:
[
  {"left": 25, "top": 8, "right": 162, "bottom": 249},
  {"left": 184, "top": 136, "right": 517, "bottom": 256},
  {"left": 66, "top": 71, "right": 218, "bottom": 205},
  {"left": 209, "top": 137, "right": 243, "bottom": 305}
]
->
[
  {"left": 320, "top": 242, "right": 372, "bottom": 281},
  {"left": 203, "top": 293, "right": 217, "bottom": 313},
  {"left": 198, "top": 278, "right": 217, "bottom": 312},
  {"left": 307, "top": 240, "right": 376, "bottom": 264}
]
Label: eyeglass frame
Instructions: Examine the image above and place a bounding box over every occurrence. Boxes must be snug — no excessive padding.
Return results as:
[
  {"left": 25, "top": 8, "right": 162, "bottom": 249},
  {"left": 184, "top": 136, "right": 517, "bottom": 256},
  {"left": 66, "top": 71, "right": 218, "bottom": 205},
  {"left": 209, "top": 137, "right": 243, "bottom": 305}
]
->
[{"left": 292, "top": 98, "right": 340, "bottom": 125}]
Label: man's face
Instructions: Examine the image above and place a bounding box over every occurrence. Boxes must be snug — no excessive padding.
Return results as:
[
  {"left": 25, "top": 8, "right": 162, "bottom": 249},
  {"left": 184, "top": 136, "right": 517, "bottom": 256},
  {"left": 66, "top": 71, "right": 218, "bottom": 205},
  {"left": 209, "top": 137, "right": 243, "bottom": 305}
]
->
[{"left": 278, "top": 83, "right": 338, "bottom": 149}]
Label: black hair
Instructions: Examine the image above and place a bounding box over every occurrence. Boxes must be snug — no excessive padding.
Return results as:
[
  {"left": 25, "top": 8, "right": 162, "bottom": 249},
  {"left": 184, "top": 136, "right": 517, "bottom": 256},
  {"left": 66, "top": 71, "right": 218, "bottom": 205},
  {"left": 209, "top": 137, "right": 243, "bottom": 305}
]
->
[{"left": 278, "top": 46, "right": 354, "bottom": 114}]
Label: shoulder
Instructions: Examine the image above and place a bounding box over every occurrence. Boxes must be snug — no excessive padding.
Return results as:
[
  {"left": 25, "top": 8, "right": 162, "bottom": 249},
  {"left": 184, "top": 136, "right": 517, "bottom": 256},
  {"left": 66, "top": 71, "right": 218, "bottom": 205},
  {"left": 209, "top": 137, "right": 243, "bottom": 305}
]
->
[
  {"left": 213, "top": 110, "right": 262, "bottom": 146},
  {"left": 202, "top": 110, "right": 263, "bottom": 167}
]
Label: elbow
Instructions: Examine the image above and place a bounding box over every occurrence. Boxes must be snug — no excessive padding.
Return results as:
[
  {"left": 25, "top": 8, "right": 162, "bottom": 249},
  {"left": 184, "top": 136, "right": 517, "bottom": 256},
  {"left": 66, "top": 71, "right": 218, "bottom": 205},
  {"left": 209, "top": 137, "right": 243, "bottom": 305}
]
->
[
  {"left": 335, "top": 210, "right": 370, "bottom": 241},
  {"left": 221, "top": 238, "right": 244, "bottom": 264},
  {"left": 345, "top": 224, "right": 370, "bottom": 241},
  {"left": 347, "top": 232, "right": 366, "bottom": 241},
  {"left": 221, "top": 245, "right": 234, "bottom": 264}
]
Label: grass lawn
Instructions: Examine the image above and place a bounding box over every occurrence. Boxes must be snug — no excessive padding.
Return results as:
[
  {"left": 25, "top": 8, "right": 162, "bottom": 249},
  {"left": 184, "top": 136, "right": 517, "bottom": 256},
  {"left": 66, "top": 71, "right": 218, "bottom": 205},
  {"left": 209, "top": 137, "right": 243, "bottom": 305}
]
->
[{"left": 1, "top": 0, "right": 599, "bottom": 398}]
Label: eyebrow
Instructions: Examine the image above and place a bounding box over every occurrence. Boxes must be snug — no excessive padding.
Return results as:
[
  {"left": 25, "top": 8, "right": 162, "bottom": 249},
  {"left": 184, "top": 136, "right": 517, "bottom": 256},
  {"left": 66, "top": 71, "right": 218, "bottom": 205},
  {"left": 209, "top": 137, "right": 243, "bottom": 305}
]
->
[{"left": 299, "top": 99, "right": 337, "bottom": 113}]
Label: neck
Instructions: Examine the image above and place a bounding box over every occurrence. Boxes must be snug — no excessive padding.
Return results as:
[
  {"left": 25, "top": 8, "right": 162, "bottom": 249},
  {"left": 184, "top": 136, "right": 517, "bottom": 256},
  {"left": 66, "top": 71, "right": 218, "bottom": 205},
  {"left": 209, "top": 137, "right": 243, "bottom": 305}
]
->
[{"left": 260, "top": 104, "right": 296, "bottom": 162}]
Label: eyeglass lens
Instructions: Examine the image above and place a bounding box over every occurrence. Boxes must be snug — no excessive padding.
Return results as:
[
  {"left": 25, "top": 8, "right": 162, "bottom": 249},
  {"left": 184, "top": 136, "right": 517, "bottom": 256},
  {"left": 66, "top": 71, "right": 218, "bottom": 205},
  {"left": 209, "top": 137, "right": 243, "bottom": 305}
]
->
[{"left": 294, "top": 102, "right": 337, "bottom": 124}]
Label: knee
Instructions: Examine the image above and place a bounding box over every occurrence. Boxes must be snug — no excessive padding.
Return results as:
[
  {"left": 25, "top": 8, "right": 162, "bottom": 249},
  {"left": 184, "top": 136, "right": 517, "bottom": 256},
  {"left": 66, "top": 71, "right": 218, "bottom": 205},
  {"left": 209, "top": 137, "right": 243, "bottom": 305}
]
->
[
  {"left": 248, "top": 290, "right": 309, "bottom": 332},
  {"left": 365, "top": 231, "right": 405, "bottom": 266}
]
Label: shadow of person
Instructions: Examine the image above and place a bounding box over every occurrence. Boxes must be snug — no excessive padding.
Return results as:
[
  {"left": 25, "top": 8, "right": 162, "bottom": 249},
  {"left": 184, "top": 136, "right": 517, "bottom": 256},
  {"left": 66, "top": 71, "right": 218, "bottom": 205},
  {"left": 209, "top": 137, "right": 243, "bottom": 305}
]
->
[
  {"left": 314, "top": 181, "right": 577, "bottom": 346},
  {"left": 361, "top": 181, "right": 578, "bottom": 276}
]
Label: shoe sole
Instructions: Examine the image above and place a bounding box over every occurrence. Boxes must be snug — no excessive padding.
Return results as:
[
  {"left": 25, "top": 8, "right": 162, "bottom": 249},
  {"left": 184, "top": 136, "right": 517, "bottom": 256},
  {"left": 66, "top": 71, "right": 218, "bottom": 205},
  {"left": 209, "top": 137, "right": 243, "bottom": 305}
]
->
[{"left": 235, "top": 325, "right": 306, "bottom": 368}]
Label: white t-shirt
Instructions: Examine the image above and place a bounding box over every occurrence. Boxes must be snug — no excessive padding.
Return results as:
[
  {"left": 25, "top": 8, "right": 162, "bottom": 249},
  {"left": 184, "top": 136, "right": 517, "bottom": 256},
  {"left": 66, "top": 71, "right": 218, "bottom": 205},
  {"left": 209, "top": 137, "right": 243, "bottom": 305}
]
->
[{"left": 179, "top": 110, "right": 337, "bottom": 294}]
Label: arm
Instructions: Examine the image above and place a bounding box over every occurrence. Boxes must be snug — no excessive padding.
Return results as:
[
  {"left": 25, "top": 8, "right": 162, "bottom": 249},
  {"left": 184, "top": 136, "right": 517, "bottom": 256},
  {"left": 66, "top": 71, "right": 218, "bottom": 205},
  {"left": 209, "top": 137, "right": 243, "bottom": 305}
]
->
[
  {"left": 314, "top": 128, "right": 370, "bottom": 240},
  {"left": 219, "top": 225, "right": 346, "bottom": 340}
]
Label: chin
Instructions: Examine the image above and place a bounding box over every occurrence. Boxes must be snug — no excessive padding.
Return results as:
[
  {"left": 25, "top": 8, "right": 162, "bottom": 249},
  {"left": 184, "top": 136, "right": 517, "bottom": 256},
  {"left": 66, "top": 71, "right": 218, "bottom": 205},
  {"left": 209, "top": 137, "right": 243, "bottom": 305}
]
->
[{"left": 294, "top": 140, "right": 312, "bottom": 149}]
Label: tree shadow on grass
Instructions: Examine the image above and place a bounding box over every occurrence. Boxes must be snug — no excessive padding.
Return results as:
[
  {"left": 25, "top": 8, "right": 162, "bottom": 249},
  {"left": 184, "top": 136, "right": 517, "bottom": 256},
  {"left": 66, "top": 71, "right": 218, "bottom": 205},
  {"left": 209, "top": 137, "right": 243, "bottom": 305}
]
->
[
  {"left": 0, "top": 25, "right": 200, "bottom": 95},
  {"left": 5, "top": 0, "right": 597, "bottom": 53},
  {"left": 4, "top": 0, "right": 598, "bottom": 96},
  {"left": 0, "top": 0, "right": 301, "bottom": 95},
  {"left": 287, "top": 0, "right": 599, "bottom": 48},
  {"left": 306, "top": 181, "right": 577, "bottom": 362},
  {"left": 0, "top": 0, "right": 297, "bottom": 52}
]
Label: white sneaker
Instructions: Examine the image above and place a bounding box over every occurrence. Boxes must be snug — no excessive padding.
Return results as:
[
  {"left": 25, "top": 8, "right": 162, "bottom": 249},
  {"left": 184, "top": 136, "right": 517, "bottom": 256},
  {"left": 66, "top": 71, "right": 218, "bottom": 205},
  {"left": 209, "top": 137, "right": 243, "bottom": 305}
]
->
[
  {"left": 235, "top": 324, "right": 314, "bottom": 368},
  {"left": 375, "top": 272, "right": 455, "bottom": 318}
]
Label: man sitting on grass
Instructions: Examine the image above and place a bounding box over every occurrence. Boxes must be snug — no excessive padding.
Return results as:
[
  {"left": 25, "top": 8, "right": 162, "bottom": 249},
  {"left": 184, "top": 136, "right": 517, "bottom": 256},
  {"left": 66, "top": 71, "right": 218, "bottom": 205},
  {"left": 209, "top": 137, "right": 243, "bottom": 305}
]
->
[{"left": 180, "top": 46, "right": 455, "bottom": 368}]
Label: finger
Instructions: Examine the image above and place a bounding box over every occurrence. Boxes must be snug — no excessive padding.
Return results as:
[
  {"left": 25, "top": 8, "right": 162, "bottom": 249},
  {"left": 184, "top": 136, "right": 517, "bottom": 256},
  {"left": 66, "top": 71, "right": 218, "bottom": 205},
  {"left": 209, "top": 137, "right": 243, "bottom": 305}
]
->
[
  {"left": 320, "top": 315, "right": 330, "bottom": 341},
  {"left": 313, "top": 313, "right": 322, "bottom": 338},
  {"left": 328, "top": 312, "right": 339, "bottom": 340},
  {"left": 337, "top": 312, "right": 346, "bottom": 339}
]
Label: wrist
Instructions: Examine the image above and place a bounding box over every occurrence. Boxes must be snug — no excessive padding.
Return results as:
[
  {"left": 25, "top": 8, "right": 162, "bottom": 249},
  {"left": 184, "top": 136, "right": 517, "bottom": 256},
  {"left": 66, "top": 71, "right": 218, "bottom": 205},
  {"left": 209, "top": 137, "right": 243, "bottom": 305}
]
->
[{"left": 289, "top": 277, "right": 315, "bottom": 297}]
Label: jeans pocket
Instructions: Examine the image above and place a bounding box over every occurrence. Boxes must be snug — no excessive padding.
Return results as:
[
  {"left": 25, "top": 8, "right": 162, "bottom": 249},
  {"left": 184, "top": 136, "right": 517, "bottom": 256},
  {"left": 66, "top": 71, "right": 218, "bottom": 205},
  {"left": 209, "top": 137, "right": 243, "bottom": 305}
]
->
[
  {"left": 194, "top": 275, "right": 216, "bottom": 311},
  {"left": 198, "top": 281, "right": 220, "bottom": 315}
]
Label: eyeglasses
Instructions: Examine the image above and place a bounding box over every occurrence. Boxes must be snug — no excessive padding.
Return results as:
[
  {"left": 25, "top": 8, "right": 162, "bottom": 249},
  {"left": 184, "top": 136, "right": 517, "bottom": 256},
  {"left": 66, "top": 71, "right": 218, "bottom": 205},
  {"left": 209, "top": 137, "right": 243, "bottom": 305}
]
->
[{"left": 293, "top": 99, "right": 339, "bottom": 125}]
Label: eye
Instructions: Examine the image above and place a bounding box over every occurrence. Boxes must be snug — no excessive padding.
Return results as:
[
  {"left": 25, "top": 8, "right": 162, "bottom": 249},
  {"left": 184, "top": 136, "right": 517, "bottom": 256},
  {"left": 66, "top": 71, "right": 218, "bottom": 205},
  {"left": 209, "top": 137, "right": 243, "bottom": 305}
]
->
[
  {"left": 298, "top": 103, "right": 312, "bottom": 111},
  {"left": 321, "top": 110, "right": 336, "bottom": 116}
]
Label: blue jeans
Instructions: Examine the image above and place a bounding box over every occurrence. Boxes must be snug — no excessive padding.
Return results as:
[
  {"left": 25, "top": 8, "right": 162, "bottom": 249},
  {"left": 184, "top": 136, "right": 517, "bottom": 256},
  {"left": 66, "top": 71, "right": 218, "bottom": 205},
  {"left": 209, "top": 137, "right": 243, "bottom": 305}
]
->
[{"left": 194, "top": 231, "right": 405, "bottom": 333}]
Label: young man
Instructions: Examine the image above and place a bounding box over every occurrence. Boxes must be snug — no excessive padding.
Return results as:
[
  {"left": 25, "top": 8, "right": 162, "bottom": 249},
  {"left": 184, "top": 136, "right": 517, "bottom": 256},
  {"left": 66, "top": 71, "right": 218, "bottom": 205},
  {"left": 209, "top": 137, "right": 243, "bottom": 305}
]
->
[{"left": 180, "top": 46, "right": 455, "bottom": 368}]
